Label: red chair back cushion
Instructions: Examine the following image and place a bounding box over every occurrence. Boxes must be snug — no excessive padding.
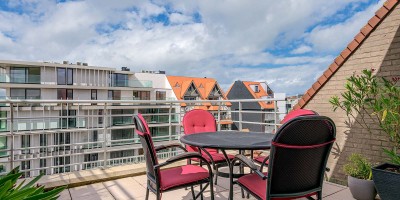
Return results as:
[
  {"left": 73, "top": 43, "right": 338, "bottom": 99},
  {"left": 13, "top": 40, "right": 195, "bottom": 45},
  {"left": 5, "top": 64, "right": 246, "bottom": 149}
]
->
[
  {"left": 183, "top": 110, "right": 217, "bottom": 154},
  {"left": 281, "top": 109, "right": 317, "bottom": 124}
]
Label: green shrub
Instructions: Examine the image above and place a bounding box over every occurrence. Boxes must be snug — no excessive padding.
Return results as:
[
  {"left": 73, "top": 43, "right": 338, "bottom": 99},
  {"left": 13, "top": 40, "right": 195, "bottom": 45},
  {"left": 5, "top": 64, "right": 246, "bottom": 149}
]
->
[
  {"left": 343, "top": 153, "right": 372, "bottom": 180},
  {"left": 0, "top": 166, "right": 66, "bottom": 200},
  {"left": 330, "top": 69, "right": 400, "bottom": 165}
]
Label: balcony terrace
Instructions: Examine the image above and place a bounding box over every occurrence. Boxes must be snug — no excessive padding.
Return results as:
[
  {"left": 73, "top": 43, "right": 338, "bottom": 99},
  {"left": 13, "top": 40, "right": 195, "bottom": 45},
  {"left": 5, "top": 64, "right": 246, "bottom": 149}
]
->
[{"left": 0, "top": 99, "right": 354, "bottom": 199}]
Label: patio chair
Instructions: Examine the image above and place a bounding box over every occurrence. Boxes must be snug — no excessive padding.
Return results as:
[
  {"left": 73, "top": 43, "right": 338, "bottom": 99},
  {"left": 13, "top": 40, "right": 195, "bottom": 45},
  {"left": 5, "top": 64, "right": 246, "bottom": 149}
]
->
[
  {"left": 231, "top": 115, "right": 336, "bottom": 200},
  {"left": 134, "top": 114, "right": 214, "bottom": 200},
  {"left": 252, "top": 109, "right": 319, "bottom": 169},
  {"left": 182, "top": 109, "right": 235, "bottom": 185}
]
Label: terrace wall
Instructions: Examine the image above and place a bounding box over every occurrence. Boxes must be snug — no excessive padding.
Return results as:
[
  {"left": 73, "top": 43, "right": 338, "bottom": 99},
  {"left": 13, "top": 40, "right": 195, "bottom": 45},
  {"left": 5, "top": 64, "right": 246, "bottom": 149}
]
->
[{"left": 304, "top": 3, "right": 400, "bottom": 183}]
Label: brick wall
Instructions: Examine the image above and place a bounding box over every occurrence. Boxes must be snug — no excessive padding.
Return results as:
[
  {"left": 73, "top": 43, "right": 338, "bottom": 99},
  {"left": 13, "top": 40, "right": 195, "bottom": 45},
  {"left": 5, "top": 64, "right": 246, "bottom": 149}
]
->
[{"left": 304, "top": 4, "right": 400, "bottom": 184}]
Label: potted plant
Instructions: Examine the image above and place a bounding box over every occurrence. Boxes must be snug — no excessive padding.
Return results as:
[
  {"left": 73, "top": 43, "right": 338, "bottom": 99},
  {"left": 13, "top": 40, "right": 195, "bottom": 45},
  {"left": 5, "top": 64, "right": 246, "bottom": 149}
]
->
[
  {"left": 330, "top": 69, "right": 400, "bottom": 199},
  {"left": 343, "top": 153, "right": 376, "bottom": 200}
]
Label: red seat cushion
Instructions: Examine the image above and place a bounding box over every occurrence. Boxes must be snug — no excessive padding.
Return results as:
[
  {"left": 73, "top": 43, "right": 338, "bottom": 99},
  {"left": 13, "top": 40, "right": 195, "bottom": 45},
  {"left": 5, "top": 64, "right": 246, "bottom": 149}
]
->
[
  {"left": 192, "top": 152, "right": 235, "bottom": 163},
  {"left": 238, "top": 173, "right": 317, "bottom": 200},
  {"left": 254, "top": 156, "right": 269, "bottom": 165},
  {"left": 160, "top": 165, "right": 209, "bottom": 191}
]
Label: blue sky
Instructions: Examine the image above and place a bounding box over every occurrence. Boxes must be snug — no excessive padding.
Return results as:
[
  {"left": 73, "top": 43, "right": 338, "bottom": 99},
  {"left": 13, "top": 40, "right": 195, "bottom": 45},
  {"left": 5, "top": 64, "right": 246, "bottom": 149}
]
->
[{"left": 0, "top": 0, "right": 384, "bottom": 95}]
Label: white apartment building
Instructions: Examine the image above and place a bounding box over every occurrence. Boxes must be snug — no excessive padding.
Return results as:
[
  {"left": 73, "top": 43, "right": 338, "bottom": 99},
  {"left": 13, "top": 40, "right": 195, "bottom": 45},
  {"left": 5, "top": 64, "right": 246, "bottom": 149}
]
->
[{"left": 0, "top": 60, "right": 179, "bottom": 177}]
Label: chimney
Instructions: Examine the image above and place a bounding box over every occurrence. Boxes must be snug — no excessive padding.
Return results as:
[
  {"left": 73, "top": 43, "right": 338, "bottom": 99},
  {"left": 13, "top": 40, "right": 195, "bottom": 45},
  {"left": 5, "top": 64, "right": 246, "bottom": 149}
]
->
[
  {"left": 63, "top": 61, "right": 69, "bottom": 64},
  {"left": 77, "top": 62, "right": 81, "bottom": 65},
  {"left": 82, "top": 63, "right": 88, "bottom": 66}
]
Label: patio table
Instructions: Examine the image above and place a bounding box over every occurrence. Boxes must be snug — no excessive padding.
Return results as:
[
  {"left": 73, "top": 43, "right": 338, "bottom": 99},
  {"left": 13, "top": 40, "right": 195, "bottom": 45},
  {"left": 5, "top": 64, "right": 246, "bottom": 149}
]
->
[{"left": 180, "top": 130, "right": 274, "bottom": 199}]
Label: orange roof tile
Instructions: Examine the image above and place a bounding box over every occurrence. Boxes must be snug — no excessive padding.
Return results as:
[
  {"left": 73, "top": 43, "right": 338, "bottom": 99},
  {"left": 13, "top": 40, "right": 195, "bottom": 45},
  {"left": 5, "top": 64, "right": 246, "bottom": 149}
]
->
[
  {"left": 167, "top": 75, "right": 231, "bottom": 107},
  {"left": 294, "top": 0, "right": 399, "bottom": 110},
  {"left": 242, "top": 81, "right": 275, "bottom": 109}
]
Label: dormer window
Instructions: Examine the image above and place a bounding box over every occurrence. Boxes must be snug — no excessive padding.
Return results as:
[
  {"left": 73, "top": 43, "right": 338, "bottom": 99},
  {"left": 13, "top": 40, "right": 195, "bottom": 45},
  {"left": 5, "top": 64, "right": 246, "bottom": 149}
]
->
[
  {"left": 199, "top": 83, "right": 204, "bottom": 88},
  {"left": 174, "top": 82, "right": 180, "bottom": 87},
  {"left": 208, "top": 85, "right": 223, "bottom": 100},
  {"left": 254, "top": 85, "right": 259, "bottom": 93}
]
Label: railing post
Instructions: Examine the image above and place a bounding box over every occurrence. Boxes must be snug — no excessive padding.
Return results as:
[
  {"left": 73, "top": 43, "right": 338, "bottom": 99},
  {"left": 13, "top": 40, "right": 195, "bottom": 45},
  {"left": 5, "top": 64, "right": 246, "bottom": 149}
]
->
[
  {"left": 217, "top": 101, "right": 221, "bottom": 131},
  {"left": 239, "top": 101, "right": 242, "bottom": 130},
  {"left": 168, "top": 103, "right": 172, "bottom": 141},
  {"left": 103, "top": 103, "right": 108, "bottom": 168},
  {"left": 9, "top": 103, "right": 14, "bottom": 170},
  {"left": 274, "top": 100, "right": 278, "bottom": 133}
]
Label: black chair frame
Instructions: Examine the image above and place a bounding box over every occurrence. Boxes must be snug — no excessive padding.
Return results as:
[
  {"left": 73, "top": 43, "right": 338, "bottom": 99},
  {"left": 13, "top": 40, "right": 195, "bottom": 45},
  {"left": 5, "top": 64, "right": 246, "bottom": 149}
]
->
[
  {"left": 230, "top": 115, "right": 336, "bottom": 200},
  {"left": 134, "top": 115, "right": 214, "bottom": 200}
]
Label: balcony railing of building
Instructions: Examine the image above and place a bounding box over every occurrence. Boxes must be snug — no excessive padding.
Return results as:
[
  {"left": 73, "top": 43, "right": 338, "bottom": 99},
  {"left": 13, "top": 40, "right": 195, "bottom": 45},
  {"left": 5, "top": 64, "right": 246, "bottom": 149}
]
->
[
  {"left": 111, "top": 80, "right": 153, "bottom": 88},
  {"left": 0, "top": 73, "right": 41, "bottom": 84},
  {"left": 0, "top": 98, "right": 286, "bottom": 177}
]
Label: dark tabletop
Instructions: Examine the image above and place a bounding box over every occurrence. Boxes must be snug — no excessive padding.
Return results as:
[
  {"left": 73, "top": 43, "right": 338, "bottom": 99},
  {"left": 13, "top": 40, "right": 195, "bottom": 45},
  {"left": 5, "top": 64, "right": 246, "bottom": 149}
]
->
[{"left": 180, "top": 131, "right": 274, "bottom": 150}]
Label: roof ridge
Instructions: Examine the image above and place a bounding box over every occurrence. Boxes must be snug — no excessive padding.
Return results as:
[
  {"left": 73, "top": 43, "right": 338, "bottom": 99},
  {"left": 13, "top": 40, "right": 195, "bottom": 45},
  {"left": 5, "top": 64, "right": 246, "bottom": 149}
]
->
[{"left": 294, "top": 0, "right": 399, "bottom": 110}]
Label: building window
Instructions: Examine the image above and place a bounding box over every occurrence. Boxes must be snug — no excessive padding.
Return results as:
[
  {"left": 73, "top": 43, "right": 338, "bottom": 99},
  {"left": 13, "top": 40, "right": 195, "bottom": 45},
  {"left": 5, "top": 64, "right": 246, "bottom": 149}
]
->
[
  {"left": 112, "top": 73, "right": 128, "bottom": 87},
  {"left": 0, "top": 111, "right": 6, "bottom": 132},
  {"left": 39, "top": 134, "right": 47, "bottom": 153},
  {"left": 111, "top": 129, "right": 134, "bottom": 145},
  {"left": 21, "top": 135, "right": 30, "bottom": 154},
  {"left": 54, "top": 132, "right": 71, "bottom": 151},
  {"left": 254, "top": 85, "right": 259, "bottom": 93},
  {"left": 40, "top": 159, "right": 46, "bottom": 175},
  {"left": 67, "top": 68, "right": 73, "bottom": 85},
  {"left": 53, "top": 156, "right": 70, "bottom": 174},
  {"left": 92, "top": 131, "right": 98, "bottom": 142},
  {"left": 156, "top": 91, "right": 166, "bottom": 100},
  {"left": 57, "top": 68, "right": 73, "bottom": 85},
  {"left": 21, "top": 161, "right": 30, "bottom": 178},
  {"left": 60, "top": 110, "right": 76, "bottom": 128},
  {"left": 84, "top": 153, "right": 98, "bottom": 162},
  {"left": 91, "top": 89, "right": 97, "bottom": 100},
  {"left": 0, "top": 136, "right": 7, "bottom": 157},
  {"left": 133, "top": 91, "right": 150, "bottom": 100},
  {"left": 112, "top": 109, "right": 134, "bottom": 125},
  {"left": 151, "top": 126, "right": 176, "bottom": 142},
  {"left": 108, "top": 90, "right": 121, "bottom": 100},
  {"left": 10, "top": 88, "right": 40, "bottom": 100},
  {"left": 57, "top": 89, "right": 73, "bottom": 100},
  {"left": 83, "top": 153, "right": 99, "bottom": 169},
  {"left": 98, "top": 110, "right": 103, "bottom": 125},
  {"left": 10, "top": 67, "right": 40, "bottom": 84}
]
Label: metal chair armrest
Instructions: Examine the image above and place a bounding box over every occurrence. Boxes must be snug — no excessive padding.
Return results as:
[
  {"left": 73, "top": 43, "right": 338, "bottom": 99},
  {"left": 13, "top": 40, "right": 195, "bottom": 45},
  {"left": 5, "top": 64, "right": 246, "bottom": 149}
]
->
[
  {"left": 233, "top": 154, "right": 268, "bottom": 180},
  {"left": 154, "top": 152, "right": 212, "bottom": 172},
  {"left": 154, "top": 143, "right": 187, "bottom": 152}
]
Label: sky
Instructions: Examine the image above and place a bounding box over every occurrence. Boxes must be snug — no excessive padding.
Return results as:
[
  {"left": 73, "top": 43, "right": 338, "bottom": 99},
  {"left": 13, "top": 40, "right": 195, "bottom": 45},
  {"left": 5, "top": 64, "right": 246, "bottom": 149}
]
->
[{"left": 0, "top": 0, "right": 385, "bottom": 95}]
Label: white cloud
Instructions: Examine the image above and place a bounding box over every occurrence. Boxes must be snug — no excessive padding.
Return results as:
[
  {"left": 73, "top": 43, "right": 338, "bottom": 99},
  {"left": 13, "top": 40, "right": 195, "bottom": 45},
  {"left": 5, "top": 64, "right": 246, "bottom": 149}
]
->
[
  {"left": 169, "top": 13, "right": 193, "bottom": 24},
  {"left": 290, "top": 45, "right": 312, "bottom": 54},
  {"left": 306, "top": 0, "right": 385, "bottom": 53},
  {"left": 0, "top": 0, "right": 378, "bottom": 95}
]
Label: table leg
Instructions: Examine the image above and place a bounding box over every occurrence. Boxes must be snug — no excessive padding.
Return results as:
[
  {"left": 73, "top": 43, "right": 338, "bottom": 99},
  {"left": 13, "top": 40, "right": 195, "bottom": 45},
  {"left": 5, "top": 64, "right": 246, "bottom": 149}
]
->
[
  {"left": 221, "top": 150, "right": 234, "bottom": 200},
  {"left": 239, "top": 150, "right": 245, "bottom": 198}
]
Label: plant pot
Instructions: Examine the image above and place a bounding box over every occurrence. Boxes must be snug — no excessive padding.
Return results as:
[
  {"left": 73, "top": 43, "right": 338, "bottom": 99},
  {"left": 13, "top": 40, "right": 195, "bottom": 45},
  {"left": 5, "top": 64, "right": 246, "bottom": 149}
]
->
[
  {"left": 372, "top": 163, "right": 400, "bottom": 200},
  {"left": 347, "top": 176, "right": 377, "bottom": 200}
]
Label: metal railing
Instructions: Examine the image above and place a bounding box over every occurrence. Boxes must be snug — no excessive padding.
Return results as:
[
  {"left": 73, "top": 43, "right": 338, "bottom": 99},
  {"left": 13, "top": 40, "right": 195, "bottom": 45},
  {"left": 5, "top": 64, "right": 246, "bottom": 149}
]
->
[
  {"left": 111, "top": 80, "right": 153, "bottom": 88},
  {"left": 0, "top": 98, "right": 286, "bottom": 177},
  {"left": 0, "top": 74, "right": 41, "bottom": 84}
]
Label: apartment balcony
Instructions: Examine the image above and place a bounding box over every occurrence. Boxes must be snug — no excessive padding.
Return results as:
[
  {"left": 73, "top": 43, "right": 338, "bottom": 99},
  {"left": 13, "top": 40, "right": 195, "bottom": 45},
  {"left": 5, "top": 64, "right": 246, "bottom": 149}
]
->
[{"left": 111, "top": 79, "right": 153, "bottom": 88}]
